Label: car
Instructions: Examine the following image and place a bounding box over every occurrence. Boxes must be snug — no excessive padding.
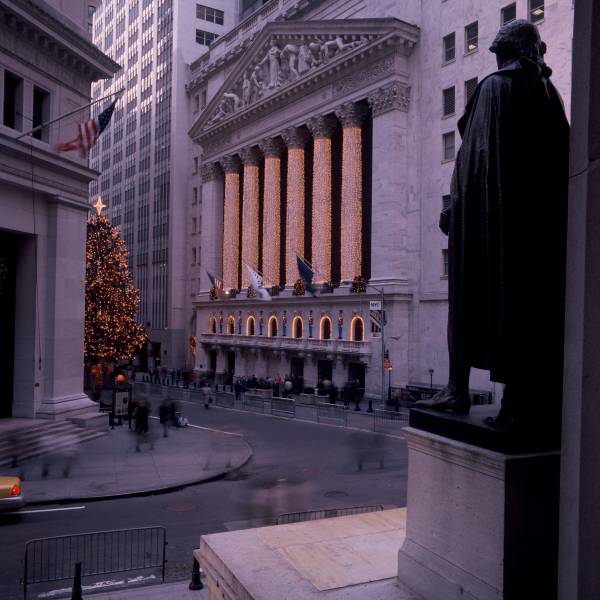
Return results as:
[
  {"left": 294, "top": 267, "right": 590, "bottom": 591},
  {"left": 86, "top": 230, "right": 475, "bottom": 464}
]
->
[{"left": 0, "top": 476, "right": 25, "bottom": 511}]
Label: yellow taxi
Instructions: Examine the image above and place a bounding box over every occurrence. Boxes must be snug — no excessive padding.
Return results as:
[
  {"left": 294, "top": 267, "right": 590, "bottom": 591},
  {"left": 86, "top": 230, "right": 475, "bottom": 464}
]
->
[{"left": 0, "top": 476, "right": 25, "bottom": 511}]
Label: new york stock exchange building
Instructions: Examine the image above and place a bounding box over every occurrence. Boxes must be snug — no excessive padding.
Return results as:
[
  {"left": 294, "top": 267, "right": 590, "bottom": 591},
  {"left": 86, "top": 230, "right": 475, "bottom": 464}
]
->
[{"left": 186, "top": 0, "right": 572, "bottom": 399}]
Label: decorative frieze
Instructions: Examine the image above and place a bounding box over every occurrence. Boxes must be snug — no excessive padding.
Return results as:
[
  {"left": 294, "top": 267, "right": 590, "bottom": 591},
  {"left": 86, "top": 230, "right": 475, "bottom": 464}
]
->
[
  {"left": 333, "top": 57, "right": 395, "bottom": 96},
  {"left": 368, "top": 81, "right": 411, "bottom": 116}
]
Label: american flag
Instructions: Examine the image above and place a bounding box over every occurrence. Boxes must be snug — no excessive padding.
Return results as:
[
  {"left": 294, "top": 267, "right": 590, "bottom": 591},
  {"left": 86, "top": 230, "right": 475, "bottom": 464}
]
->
[
  {"left": 55, "top": 100, "right": 117, "bottom": 158},
  {"left": 206, "top": 271, "right": 226, "bottom": 299}
]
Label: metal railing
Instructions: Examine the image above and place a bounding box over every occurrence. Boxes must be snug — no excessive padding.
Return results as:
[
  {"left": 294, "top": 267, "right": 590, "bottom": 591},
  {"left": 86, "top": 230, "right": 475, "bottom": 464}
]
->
[
  {"left": 316, "top": 403, "right": 348, "bottom": 427},
  {"left": 270, "top": 398, "right": 296, "bottom": 418},
  {"left": 242, "top": 395, "right": 267, "bottom": 414},
  {"left": 23, "top": 526, "right": 167, "bottom": 599},
  {"left": 373, "top": 409, "right": 409, "bottom": 434},
  {"left": 276, "top": 505, "right": 384, "bottom": 525}
]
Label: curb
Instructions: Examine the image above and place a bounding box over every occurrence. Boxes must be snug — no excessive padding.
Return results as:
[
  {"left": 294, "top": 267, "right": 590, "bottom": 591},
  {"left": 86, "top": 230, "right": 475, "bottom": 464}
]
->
[{"left": 23, "top": 439, "right": 253, "bottom": 507}]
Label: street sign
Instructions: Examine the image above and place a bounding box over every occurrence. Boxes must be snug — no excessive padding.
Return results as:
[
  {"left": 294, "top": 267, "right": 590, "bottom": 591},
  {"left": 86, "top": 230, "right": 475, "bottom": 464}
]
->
[{"left": 369, "top": 300, "right": 382, "bottom": 311}]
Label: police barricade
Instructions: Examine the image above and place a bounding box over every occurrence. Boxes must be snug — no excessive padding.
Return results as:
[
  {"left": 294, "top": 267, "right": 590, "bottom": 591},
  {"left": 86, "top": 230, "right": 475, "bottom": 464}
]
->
[
  {"left": 373, "top": 409, "right": 409, "bottom": 435},
  {"left": 215, "top": 391, "right": 235, "bottom": 409},
  {"left": 242, "top": 394, "right": 267, "bottom": 414},
  {"left": 270, "top": 397, "right": 296, "bottom": 419},
  {"left": 316, "top": 403, "right": 348, "bottom": 427}
]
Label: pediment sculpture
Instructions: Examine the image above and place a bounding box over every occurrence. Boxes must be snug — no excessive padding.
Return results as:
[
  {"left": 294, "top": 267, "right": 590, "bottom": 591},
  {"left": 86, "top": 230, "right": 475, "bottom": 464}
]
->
[{"left": 206, "top": 33, "right": 371, "bottom": 126}]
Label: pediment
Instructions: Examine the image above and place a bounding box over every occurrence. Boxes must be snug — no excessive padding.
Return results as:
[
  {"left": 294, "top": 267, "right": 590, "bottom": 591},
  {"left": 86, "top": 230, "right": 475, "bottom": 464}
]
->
[{"left": 189, "top": 18, "right": 418, "bottom": 141}]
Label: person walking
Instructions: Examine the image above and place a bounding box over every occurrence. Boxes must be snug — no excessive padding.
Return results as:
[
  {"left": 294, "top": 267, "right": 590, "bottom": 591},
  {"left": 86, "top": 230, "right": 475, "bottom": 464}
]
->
[
  {"left": 159, "top": 399, "right": 170, "bottom": 438},
  {"left": 202, "top": 381, "right": 212, "bottom": 409},
  {"left": 134, "top": 398, "right": 153, "bottom": 451}
]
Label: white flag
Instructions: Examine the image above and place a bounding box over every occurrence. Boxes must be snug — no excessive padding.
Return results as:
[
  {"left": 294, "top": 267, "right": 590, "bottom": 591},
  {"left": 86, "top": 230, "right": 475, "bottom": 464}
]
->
[{"left": 245, "top": 265, "right": 272, "bottom": 301}]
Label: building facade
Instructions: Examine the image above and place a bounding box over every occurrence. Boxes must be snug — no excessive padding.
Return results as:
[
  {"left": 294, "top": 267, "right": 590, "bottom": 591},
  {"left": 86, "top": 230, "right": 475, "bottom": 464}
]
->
[
  {"left": 89, "top": 0, "right": 238, "bottom": 371},
  {"left": 0, "top": 0, "right": 118, "bottom": 418},
  {"left": 188, "top": 0, "right": 573, "bottom": 397}
]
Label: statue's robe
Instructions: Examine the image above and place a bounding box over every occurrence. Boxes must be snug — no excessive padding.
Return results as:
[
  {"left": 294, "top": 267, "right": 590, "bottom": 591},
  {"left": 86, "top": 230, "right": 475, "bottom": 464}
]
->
[{"left": 443, "top": 57, "right": 569, "bottom": 401}]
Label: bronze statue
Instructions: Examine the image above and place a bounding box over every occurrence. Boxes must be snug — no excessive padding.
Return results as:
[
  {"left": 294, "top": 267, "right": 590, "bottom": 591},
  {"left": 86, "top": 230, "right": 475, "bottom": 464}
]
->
[{"left": 416, "top": 21, "right": 569, "bottom": 436}]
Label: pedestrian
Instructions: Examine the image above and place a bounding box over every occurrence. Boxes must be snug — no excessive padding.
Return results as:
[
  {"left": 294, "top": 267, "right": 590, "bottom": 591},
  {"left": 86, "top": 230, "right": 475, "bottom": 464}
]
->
[
  {"left": 202, "top": 381, "right": 212, "bottom": 409},
  {"left": 234, "top": 378, "right": 241, "bottom": 402},
  {"left": 328, "top": 382, "right": 338, "bottom": 405},
  {"left": 159, "top": 398, "right": 170, "bottom": 438},
  {"left": 134, "top": 398, "right": 153, "bottom": 451}
]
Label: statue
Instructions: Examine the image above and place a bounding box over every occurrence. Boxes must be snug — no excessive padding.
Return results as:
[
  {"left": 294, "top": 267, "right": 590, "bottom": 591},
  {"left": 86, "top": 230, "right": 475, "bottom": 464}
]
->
[
  {"left": 241, "top": 73, "right": 252, "bottom": 106},
  {"left": 416, "top": 20, "right": 569, "bottom": 436},
  {"left": 298, "top": 44, "right": 313, "bottom": 74},
  {"left": 281, "top": 44, "right": 299, "bottom": 81},
  {"left": 250, "top": 65, "right": 264, "bottom": 102},
  {"left": 260, "top": 39, "right": 282, "bottom": 88}
]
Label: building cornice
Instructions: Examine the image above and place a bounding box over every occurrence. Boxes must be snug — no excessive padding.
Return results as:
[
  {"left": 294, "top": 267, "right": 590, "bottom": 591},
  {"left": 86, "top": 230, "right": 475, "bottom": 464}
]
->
[{"left": 0, "top": 0, "right": 120, "bottom": 80}]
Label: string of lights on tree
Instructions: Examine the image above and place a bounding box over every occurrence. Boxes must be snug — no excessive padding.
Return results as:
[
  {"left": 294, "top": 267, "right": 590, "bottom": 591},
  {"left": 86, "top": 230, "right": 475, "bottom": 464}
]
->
[{"left": 85, "top": 200, "right": 148, "bottom": 363}]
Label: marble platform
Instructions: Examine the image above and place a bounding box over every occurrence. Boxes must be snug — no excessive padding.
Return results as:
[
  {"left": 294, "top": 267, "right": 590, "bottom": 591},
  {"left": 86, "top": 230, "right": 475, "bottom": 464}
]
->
[{"left": 196, "top": 508, "right": 422, "bottom": 600}]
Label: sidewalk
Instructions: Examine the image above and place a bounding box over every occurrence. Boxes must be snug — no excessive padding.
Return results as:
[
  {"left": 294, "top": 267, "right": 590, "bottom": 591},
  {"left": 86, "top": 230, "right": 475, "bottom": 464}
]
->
[{"left": 6, "top": 421, "right": 252, "bottom": 505}]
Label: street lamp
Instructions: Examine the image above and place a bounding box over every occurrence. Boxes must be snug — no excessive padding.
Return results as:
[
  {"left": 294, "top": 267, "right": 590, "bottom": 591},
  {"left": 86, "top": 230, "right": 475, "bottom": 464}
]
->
[
  {"left": 365, "top": 283, "right": 386, "bottom": 409},
  {"left": 388, "top": 366, "right": 393, "bottom": 403},
  {"left": 429, "top": 368, "right": 434, "bottom": 390}
]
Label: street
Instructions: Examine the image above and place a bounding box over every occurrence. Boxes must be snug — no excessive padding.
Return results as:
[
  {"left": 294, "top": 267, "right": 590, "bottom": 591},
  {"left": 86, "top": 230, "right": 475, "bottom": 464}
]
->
[{"left": 0, "top": 402, "right": 408, "bottom": 600}]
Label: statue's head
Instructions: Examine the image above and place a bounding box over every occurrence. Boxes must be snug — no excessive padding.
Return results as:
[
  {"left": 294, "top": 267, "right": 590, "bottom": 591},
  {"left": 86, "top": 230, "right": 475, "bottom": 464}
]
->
[{"left": 490, "top": 19, "right": 547, "bottom": 68}]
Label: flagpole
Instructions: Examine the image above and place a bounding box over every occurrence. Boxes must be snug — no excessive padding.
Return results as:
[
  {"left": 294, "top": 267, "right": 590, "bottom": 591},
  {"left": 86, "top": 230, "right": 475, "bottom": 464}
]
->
[{"left": 16, "top": 88, "right": 125, "bottom": 141}]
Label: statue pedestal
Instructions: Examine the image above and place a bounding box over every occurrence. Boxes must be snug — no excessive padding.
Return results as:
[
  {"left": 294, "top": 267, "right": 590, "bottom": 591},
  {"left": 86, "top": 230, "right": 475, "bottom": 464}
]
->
[{"left": 397, "top": 410, "right": 560, "bottom": 600}]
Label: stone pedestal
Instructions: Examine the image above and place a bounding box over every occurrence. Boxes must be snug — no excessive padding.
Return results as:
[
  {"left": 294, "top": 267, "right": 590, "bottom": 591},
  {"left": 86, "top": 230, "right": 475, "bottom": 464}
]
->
[{"left": 397, "top": 425, "right": 560, "bottom": 600}]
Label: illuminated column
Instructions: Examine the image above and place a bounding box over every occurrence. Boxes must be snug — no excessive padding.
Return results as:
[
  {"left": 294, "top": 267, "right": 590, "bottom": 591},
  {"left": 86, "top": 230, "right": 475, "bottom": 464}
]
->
[
  {"left": 259, "top": 137, "right": 284, "bottom": 288},
  {"left": 307, "top": 115, "right": 336, "bottom": 284},
  {"left": 240, "top": 146, "right": 261, "bottom": 288},
  {"left": 281, "top": 127, "right": 309, "bottom": 285},
  {"left": 221, "top": 154, "right": 241, "bottom": 290},
  {"left": 336, "top": 102, "right": 366, "bottom": 283},
  {"left": 200, "top": 162, "right": 224, "bottom": 292}
]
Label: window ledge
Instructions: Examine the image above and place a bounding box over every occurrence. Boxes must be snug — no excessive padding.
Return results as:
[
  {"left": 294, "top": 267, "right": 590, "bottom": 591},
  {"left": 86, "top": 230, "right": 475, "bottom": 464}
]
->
[
  {"left": 464, "top": 48, "right": 479, "bottom": 57},
  {"left": 441, "top": 113, "right": 456, "bottom": 120},
  {"left": 441, "top": 157, "right": 455, "bottom": 164},
  {"left": 442, "top": 58, "right": 456, "bottom": 67}
]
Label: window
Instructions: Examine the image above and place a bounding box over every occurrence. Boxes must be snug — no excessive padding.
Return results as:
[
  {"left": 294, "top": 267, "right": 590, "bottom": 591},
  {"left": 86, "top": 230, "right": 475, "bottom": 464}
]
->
[
  {"left": 321, "top": 317, "right": 332, "bottom": 340},
  {"left": 88, "top": 4, "right": 96, "bottom": 17},
  {"left": 442, "top": 86, "right": 455, "bottom": 117},
  {"left": 201, "top": 90, "right": 207, "bottom": 108},
  {"left": 193, "top": 187, "right": 198, "bottom": 204},
  {"left": 501, "top": 3, "right": 517, "bottom": 24},
  {"left": 442, "top": 194, "right": 451, "bottom": 211},
  {"left": 32, "top": 86, "right": 50, "bottom": 142},
  {"left": 3, "top": 71, "right": 23, "bottom": 130},
  {"left": 193, "top": 157, "right": 199, "bottom": 173},
  {"left": 196, "top": 4, "right": 224, "bottom": 25},
  {"left": 443, "top": 33, "right": 455, "bottom": 63},
  {"left": 443, "top": 132, "right": 455, "bottom": 161},
  {"left": 192, "top": 247, "right": 197, "bottom": 264},
  {"left": 196, "top": 29, "right": 219, "bottom": 46},
  {"left": 192, "top": 217, "right": 197, "bottom": 233},
  {"left": 443, "top": 249, "right": 449, "bottom": 277},
  {"left": 293, "top": 317, "right": 303, "bottom": 339},
  {"left": 465, "top": 21, "right": 478, "bottom": 53},
  {"left": 464, "top": 77, "right": 478, "bottom": 106},
  {"left": 529, "top": 0, "right": 544, "bottom": 22},
  {"left": 193, "top": 95, "right": 200, "bottom": 113}
]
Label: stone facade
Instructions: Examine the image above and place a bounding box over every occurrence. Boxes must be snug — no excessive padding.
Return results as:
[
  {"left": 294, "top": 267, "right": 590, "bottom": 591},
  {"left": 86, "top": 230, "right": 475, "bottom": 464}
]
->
[
  {"left": 0, "top": 0, "right": 118, "bottom": 418},
  {"left": 188, "top": 0, "right": 573, "bottom": 397}
]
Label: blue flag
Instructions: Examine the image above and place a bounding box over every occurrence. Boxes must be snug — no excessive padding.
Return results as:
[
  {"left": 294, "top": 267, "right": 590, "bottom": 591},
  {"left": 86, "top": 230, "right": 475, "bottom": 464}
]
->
[{"left": 296, "top": 255, "right": 318, "bottom": 297}]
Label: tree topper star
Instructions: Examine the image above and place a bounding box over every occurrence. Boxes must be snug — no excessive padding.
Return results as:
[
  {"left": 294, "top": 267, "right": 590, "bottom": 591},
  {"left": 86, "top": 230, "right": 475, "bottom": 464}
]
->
[{"left": 93, "top": 197, "right": 106, "bottom": 216}]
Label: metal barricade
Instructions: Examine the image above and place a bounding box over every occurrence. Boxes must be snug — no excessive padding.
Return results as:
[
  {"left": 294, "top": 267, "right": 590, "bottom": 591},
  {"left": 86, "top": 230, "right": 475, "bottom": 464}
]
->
[
  {"left": 270, "top": 397, "right": 296, "bottom": 418},
  {"left": 242, "top": 395, "right": 267, "bottom": 413},
  {"left": 23, "top": 526, "right": 167, "bottom": 599},
  {"left": 373, "top": 409, "right": 409, "bottom": 435},
  {"left": 316, "top": 403, "right": 348, "bottom": 426},
  {"left": 215, "top": 391, "right": 235, "bottom": 408},
  {"left": 276, "top": 505, "right": 384, "bottom": 525}
]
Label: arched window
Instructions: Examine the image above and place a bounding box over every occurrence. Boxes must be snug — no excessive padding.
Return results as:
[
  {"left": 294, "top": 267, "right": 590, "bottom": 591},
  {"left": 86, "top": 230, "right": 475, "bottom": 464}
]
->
[
  {"left": 247, "top": 316, "right": 256, "bottom": 336},
  {"left": 268, "top": 316, "right": 278, "bottom": 337},
  {"left": 350, "top": 316, "right": 365, "bottom": 341},
  {"left": 292, "top": 316, "right": 303, "bottom": 338},
  {"left": 320, "top": 316, "right": 332, "bottom": 340},
  {"left": 227, "top": 316, "right": 235, "bottom": 334},
  {"left": 208, "top": 315, "right": 217, "bottom": 334}
]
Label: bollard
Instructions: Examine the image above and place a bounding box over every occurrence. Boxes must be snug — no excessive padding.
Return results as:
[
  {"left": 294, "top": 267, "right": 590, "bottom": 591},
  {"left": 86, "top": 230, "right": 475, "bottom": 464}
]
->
[
  {"left": 189, "top": 553, "right": 204, "bottom": 590},
  {"left": 71, "top": 561, "right": 83, "bottom": 600}
]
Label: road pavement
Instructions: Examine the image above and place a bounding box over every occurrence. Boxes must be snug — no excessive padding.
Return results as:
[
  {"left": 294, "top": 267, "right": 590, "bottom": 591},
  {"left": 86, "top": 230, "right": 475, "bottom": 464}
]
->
[{"left": 0, "top": 401, "right": 408, "bottom": 600}]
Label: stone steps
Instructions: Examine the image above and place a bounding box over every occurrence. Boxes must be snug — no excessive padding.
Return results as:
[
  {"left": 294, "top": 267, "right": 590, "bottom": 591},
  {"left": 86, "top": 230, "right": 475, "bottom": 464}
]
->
[{"left": 0, "top": 419, "right": 106, "bottom": 467}]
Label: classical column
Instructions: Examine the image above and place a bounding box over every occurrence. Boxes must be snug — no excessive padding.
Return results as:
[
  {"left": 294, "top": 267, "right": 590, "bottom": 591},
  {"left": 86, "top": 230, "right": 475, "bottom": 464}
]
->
[
  {"left": 200, "top": 162, "right": 224, "bottom": 292},
  {"left": 240, "top": 146, "right": 261, "bottom": 288},
  {"left": 307, "top": 115, "right": 336, "bottom": 284},
  {"left": 282, "top": 127, "right": 309, "bottom": 285},
  {"left": 221, "top": 155, "right": 241, "bottom": 290},
  {"left": 367, "top": 82, "right": 411, "bottom": 284},
  {"left": 259, "top": 137, "right": 284, "bottom": 288},
  {"left": 336, "top": 102, "right": 366, "bottom": 283}
]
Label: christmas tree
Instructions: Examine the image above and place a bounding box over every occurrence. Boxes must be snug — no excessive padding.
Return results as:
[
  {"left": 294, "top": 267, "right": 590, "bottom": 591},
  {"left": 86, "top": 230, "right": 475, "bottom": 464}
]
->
[{"left": 85, "top": 207, "right": 148, "bottom": 363}]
